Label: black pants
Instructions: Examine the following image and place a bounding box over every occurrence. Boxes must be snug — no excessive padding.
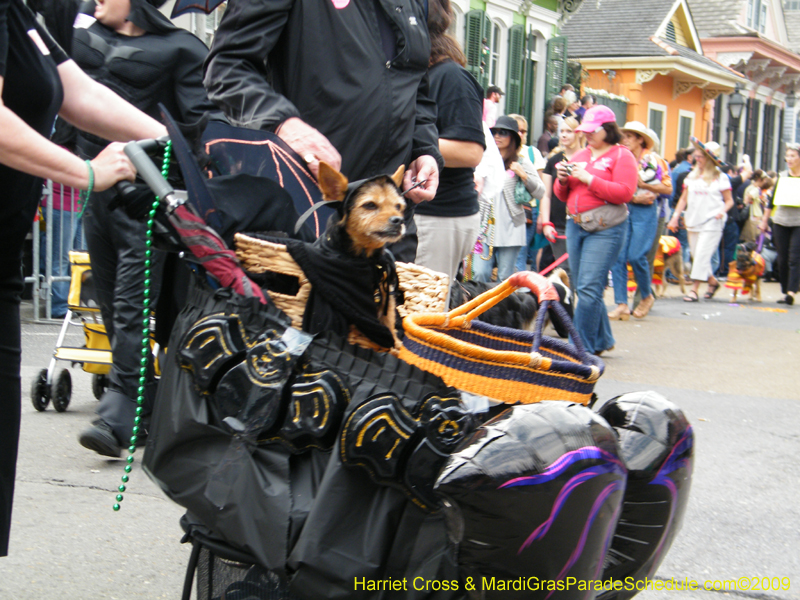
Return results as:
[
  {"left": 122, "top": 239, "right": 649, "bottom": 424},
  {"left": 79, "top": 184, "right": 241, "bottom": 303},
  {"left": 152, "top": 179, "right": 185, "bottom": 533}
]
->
[
  {"left": 83, "top": 190, "right": 163, "bottom": 444},
  {"left": 773, "top": 223, "right": 800, "bottom": 295},
  {"left": 0, "top": 189, "right": 40, "bottom": 556}
]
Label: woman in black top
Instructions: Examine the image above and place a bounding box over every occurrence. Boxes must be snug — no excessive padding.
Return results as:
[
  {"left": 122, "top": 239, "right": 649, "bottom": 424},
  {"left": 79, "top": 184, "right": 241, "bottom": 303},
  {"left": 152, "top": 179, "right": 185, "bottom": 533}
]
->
[
  {"left": 414, "top": 0, "right": 484, "bottom": 292},
  {"left": 540, "top": 116, "right": 583, "bottom": 276},
  {"left": 0, "top": 0, "right": 165, "bottom": 555}
]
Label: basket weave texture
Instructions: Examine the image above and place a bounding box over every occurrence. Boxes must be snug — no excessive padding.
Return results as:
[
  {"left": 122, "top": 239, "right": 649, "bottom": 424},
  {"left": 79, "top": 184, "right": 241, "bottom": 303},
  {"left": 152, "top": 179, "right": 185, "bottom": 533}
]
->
[
  {"left": 234, "top": 233, "right": 449, "bottom": 349},
  {"left": 398, "top": 272, "right": 604, "bottom": 405}
]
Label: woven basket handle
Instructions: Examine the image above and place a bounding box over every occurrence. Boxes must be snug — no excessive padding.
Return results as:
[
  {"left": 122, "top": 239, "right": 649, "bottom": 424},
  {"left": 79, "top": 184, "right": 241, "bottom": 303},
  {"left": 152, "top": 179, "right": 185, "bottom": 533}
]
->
[
  {"left": 447, "top": 271, "right": 591, "bottom": 358},
  {"left": 448, "top": 271, "right": 559, "bottom": 324}
]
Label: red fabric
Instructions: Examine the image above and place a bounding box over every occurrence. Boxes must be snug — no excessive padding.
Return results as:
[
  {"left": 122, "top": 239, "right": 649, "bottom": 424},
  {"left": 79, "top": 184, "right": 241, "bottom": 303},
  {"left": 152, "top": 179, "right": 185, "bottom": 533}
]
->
[
  {"left": 41, "top": 182, "right": 81, "bottom": 211},
  {"left": 170, "top": 205, "right": 267, "bottom": 303},
  {"left": 553, "top": 144, "right": 638, "bottom": 215}
]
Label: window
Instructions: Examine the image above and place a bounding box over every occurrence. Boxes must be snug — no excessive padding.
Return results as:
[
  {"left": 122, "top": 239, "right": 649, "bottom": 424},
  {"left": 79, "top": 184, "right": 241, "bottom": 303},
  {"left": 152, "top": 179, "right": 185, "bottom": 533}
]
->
[
  {"left": 648, "top": 102, "right": 667, "bottom": 154},
  {"left": 195, "top": 2, "right": 227, "bottom": 47},
  {"left": 678, "top": 110, "right": 695, "bottom": 151},
  {"left": 665, "top": 21, "right": 677, "bottom": 44},
  {"left": 748, "top": 0, "right": 767, "bottom": 32},
  {"left": 465, "top": 10, "right": 493, "bottom": 89},
  {"left": 490, "top": 23, "right": 501, "bottom": 86},
  {"left": 505, "top": 25, "right": 525, "bottom": 115}
]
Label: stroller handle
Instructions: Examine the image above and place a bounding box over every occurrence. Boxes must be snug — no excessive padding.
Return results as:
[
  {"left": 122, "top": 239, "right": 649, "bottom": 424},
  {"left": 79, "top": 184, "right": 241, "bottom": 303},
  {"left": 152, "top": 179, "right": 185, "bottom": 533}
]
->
[{"left": 124, "top": 137, "right": 174, "bottom": 203}]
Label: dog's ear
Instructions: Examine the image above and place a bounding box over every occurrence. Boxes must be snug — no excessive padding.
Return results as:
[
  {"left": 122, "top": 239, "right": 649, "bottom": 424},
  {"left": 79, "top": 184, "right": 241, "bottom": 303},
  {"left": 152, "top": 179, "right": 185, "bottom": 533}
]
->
[
  {"left": 317, "top": 162, "right": 349, "bottom": 202},
  {"left": 391, "top": 164, "right": 405, "bottom": 190}
]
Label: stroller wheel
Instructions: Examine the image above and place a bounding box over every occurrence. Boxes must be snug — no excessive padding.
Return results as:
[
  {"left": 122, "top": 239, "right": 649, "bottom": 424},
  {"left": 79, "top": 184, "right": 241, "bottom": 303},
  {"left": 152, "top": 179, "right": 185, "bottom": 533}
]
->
[
  {"left": 92, "top": 374, "right": 108, "bottom": 400},
  {"left": 31, "top": 368, "right": 51, "bottom": 412},
  {"left": 53, "top": 369, "right": 72, "bottom": 413}
]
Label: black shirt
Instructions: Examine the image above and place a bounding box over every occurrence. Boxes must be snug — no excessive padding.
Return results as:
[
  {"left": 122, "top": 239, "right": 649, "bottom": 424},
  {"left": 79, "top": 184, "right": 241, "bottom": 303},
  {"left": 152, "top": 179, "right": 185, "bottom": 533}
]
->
[
  {"left": 544, "top": 151, "right": 568, "bottom": 229},
  {"left": 415, "top": 59, "right": 485, "bottom": 218},
  {"left": 0, "top": 0, "right": 69, "bottom": 224}
]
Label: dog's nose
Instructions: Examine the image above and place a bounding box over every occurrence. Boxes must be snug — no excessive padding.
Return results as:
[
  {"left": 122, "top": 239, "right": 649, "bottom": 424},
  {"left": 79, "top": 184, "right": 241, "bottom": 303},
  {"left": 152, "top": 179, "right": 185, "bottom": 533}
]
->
[{"left": 389, "top": 216, "right": 404, "bottom": 226}]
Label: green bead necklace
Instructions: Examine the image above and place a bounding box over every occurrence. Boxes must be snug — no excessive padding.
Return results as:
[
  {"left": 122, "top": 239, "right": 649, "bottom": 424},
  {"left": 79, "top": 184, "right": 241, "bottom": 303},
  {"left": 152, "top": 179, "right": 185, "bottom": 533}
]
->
[{"left": 113, "top": 140, "right": 172, "bottom": 512}]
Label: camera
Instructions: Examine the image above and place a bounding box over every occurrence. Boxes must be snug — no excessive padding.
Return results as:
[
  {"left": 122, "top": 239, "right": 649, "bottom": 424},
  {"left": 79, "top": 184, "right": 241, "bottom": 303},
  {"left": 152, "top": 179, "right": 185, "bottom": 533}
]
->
[{"left": 564, "top": 163, "right": 574, "bottom": 175}]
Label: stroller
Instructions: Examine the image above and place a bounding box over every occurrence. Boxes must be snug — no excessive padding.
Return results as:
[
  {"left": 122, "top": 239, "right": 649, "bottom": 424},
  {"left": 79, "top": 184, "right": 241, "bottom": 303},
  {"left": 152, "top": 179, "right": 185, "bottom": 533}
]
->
[
  {"left": 30, "top": 250, "right": 160, "bottom": 412},
  {"left": 126, "top": 112, "right": 694, "bottom": 600},
  {"left": 30, "top": 251, "right": 112, "bottom": 412}
]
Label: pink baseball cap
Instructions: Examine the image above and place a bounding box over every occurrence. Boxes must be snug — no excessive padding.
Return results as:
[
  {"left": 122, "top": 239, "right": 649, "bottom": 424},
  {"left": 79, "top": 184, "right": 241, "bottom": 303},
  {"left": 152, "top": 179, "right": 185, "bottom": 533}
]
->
[{"left": 575, "top": 105, "right": 617, "bottom": 132}]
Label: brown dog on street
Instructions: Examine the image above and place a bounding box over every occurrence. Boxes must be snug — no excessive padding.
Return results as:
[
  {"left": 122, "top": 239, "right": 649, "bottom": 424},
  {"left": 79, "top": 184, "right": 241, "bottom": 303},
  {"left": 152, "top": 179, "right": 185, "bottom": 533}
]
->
[
  {"left": 652, "top": 236, "right": 686, "bottom": 298},
  {"left": 725, "top": 242, "right": 766, "bottom": 302}
]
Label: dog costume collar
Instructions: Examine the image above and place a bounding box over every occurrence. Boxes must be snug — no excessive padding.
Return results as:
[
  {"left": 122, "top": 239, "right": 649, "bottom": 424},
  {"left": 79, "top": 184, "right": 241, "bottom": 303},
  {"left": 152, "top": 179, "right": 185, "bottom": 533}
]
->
[{"left": 294, "top": 173, "right": 403, "bottom": 235}]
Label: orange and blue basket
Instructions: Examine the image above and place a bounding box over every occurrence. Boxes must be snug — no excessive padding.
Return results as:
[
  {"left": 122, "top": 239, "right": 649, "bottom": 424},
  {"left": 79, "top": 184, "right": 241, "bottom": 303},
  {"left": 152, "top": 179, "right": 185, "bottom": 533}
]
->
[{"left": 398, "top": 272, "right": 603, "bottom": 405}]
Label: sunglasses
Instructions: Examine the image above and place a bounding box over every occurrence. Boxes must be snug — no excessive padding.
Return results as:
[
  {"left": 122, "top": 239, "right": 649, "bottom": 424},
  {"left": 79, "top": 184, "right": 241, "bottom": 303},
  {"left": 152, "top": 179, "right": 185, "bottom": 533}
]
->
[{"left": 493, "top": 130, "right": 513, "bottom": 137}]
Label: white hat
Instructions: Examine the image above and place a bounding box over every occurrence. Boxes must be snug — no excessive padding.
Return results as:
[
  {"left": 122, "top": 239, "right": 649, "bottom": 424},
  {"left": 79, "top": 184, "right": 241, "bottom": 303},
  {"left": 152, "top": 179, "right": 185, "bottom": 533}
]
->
[{"left": 620, "top": 121, "right": 657, "bottom": 150}]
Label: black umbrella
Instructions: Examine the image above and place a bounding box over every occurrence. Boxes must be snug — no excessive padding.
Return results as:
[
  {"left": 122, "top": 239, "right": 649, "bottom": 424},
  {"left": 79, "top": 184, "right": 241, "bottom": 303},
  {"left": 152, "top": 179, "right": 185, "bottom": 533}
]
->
[{"left": 170, "top": 0, "right": 226, "bottom": 18}]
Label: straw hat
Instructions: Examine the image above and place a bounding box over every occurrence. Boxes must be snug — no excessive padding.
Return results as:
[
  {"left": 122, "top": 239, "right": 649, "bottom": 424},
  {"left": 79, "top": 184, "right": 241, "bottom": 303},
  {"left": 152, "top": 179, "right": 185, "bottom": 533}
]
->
[
  {"left": 620, "top": 121, "right": 657, "bottom": 150},
  {"left": 690, "top": 136, "right": 723, "bottom": 166}
]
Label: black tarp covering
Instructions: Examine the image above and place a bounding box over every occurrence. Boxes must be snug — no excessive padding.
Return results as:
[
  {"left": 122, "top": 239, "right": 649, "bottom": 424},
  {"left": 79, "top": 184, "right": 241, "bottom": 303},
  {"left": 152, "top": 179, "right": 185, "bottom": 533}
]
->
[
  {"left": 435, "top": 402, "right": 628, "bottom": 600},
  {"left": 593, "top": 391, "right": 694, "bottom": 599},
  {"left": 142, "top": 280, "right": 464, "bottom": 599}
]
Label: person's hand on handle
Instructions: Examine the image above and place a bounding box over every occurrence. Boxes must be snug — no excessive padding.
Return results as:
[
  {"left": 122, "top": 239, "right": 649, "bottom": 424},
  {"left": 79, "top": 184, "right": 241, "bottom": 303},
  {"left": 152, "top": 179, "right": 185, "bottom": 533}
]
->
[
  {"left": 277, "top": 117, "right": 342, "bottom": 178},
  {"left": 543, "top": 222, "right": 556, "bottom": 242},
  {"left": 403, "top": 155, "right": 439, "bottom": 203},
  {"left": 91, "top": 142, "right": 137, "bottom": 192}
]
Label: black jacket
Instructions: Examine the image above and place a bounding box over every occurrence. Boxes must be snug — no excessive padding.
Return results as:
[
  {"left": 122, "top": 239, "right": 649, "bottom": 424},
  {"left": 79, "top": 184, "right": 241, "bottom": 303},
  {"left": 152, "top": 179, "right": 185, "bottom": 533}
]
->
[{"left": 204, "top": 0, "right": 442, "bottom": 181}]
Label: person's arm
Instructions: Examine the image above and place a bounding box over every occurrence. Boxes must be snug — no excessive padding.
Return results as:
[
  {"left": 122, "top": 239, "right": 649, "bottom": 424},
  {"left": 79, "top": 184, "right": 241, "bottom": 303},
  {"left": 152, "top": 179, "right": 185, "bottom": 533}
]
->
[
  {"left": 439, "top": 139, "right": 483, "bottom": 168},
  {"left": 572, "top": 147, "right": 638, "bottom": 204},
  {"left": 0, "top": 74, "right": 136, "bottom": 191},
  {"left": 204, "top": 0, "right": 298, "bottom": 131},
  {"left": 719, "top": 188, "right": 734, "bottom": 219},
  {"left": 540, "top": 171, "right": 555, "bottom": 240},
  {"left": 639, "top": 155, "right": 672, "bottom": 196},
  {"left": 402, "top": 70, "right": 442, "bottom": 203},
  {"left": 173, "top": 34, "right": 226, "bottom": 124},
  {"left": 515, "top": 156, "right": 545, "bottom": 200},
  {"left": 667, "top": 186, "right": 689, "bottom": 232},
  {"left": 57, "top": 60, "right": 166, "bottom": 144}
]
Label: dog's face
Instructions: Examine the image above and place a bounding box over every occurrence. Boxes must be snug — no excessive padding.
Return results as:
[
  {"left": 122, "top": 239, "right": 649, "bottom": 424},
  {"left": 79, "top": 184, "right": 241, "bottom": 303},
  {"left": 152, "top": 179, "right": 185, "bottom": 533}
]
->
[
  {"left": 318, "top": 162, "right": 406, "bottom": 257},
  {"left": 736, "top": 243, "right": 756, "bottom": 272},
  {"left": 344, "top": 179, "right": 406, "bottom": 254}
]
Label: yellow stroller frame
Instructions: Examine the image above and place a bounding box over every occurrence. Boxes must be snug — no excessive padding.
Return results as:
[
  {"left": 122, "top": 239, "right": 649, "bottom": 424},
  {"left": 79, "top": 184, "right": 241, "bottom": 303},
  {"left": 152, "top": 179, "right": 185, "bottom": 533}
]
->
[{"left": 31, "top": 251, "right": 113, "bottom": 412}]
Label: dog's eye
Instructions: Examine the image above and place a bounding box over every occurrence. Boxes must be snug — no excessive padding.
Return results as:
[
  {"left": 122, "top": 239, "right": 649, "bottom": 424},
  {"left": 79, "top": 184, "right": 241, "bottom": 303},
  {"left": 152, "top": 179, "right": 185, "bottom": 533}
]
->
[
  {"left": 396, "top": 203, "right": 403, "bottom": 211},
  {"left": 362, "top": 201, "right": 378, "bottom": 210}
]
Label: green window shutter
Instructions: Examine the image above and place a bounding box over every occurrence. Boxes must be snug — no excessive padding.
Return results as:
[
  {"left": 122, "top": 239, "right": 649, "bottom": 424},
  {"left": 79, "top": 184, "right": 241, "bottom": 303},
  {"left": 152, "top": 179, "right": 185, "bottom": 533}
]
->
[
  {"left": 545, "top": 36, "right": 568, "bottom": 104},
  {"left": 480, "top": 12, "right": 492, "bottom": 89},
  {"left": 506, "top": 25, "right": 524, "bottom": 114},
  {"left": 465, "top": 10, "right": 484, "bottom": 82}
]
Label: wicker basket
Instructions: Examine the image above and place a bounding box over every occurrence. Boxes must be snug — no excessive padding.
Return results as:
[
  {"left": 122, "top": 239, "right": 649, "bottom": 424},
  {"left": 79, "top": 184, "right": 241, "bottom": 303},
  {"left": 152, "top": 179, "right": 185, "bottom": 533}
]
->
[
  {"left": 398, "top": 271, "right": 604, "bottom": 405},
  {"left": 234, "top": 233, "right": 449, "bottom": 349}
]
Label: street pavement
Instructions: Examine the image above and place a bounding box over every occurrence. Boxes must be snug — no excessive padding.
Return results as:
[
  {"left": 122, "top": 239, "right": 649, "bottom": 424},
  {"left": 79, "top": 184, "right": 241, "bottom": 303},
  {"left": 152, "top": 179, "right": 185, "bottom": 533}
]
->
[{"left": 2, "top": 280, "right": 799, "bottom": 599}]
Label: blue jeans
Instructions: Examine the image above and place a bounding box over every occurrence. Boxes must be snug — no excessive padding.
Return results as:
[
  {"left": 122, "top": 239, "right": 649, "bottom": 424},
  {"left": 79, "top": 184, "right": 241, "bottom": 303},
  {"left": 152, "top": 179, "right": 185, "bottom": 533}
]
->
[
  {"left": 515, "top": 219, "right": 538, "bottom": 272},
  {"left": 566, "top": 218, "right": 627, "bottom": 354},
  {"left": 40, "top": 208, "right": 84, "bottom": 317},
  {"left": 472, "top": 245, "right": 522, "bottom": 282},
  {"left": 611, "top": 203, "right": 657, "bottom": 304},
  {"left": 716, "top": 217, "right": 739, "bottom": 277}
]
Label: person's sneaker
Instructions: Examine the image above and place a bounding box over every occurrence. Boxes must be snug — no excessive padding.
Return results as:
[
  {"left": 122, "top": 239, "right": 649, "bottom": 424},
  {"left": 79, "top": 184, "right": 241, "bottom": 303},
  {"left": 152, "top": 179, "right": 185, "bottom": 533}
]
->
[{"left": 78, "top": 420, "right": 121, "bottom": 457}]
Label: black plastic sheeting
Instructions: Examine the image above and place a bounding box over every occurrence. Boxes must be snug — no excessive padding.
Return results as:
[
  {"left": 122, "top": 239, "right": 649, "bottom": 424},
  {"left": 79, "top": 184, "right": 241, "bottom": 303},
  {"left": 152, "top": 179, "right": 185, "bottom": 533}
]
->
[
  {"left": 143, "top": 280, "right": 694, "bottom": 600},
  {"left": 594, "top": 391, "right": 694, "bottom": 599},
  {"left": 435, "top": 402, "right": 627, "bottom": 599}
]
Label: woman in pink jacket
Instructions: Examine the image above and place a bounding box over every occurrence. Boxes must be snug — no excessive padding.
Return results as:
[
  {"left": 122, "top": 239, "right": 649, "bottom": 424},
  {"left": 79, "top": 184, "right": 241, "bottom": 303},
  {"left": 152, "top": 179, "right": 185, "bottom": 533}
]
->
[{"left": 554, "top": 106, "right": 638, "bottom": 356}]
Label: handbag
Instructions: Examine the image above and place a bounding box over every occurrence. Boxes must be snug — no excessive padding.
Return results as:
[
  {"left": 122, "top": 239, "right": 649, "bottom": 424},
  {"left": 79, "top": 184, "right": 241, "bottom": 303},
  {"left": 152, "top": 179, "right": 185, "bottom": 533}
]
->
[
  {"left": 571, "top": 202, "right": 628, "bottom": 232},
  {"left": 514, "top": 177, "right": 532, "bottom": 205},
  {"left": 398, "top": 271, "right": 604, "bottom": 405}
]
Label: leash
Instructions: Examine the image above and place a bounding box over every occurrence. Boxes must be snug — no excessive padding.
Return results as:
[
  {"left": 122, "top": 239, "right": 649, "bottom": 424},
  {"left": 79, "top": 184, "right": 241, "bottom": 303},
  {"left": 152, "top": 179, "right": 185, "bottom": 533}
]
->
[{"left": 538, "top": 252, "right": 569, "bottom": 276}]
